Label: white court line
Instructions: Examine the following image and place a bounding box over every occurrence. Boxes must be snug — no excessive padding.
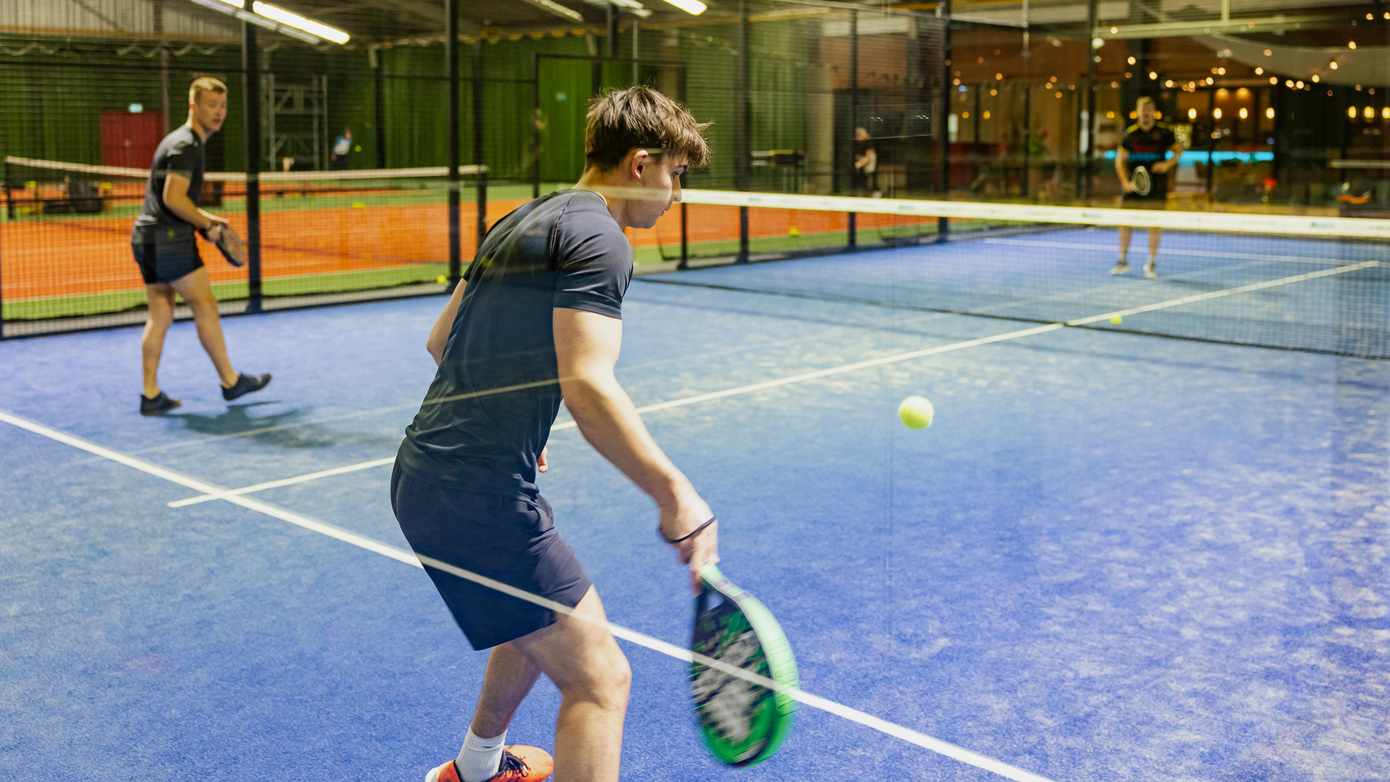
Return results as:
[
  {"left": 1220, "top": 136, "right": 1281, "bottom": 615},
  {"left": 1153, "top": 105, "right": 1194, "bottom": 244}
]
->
[
  {"left": 168, "top": 258, "right": 1379, "bottom": 508},
  {"left": 167, "top": 324, "right": 1058, "bottom": 508},
  {"left": 983, "top": 236, "right": 1384, "bottom": 266},
  {"left": 0, "top": 408, "right": 1055, "bottom": 782}
]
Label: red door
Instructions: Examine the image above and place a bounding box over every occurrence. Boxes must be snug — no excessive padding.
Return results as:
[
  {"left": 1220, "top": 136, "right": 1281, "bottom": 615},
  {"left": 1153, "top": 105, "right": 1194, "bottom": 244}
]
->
[{"left": 101, "top": 111, "right": 164, "bottom": 168}]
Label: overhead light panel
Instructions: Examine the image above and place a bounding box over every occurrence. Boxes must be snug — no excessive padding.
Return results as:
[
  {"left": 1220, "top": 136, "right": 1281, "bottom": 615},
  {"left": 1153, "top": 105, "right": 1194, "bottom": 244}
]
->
[
  {"left": 659, "top": 0, "right": 706, "bottom": 15},
  {"left": 252, "top": 2, "right": 350, "bottom": 44},
  {"left": 187, "top": 0, "right": 349, "bottom": 45},
  {"left": 522, "top": 0, "right": 584, "bottom": 22}
]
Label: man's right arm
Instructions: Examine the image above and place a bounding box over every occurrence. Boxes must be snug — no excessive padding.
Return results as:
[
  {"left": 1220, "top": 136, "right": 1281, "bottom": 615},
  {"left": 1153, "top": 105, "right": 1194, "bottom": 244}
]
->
[
  {"left": 554, "top": 306, "right": 717, "bottom": 591},
  {"left": 162, "top": 172, "right": 227, "bottom": 234},
  {"left": 1115, "top": 145, "right": 1132, "bottom": 192}
]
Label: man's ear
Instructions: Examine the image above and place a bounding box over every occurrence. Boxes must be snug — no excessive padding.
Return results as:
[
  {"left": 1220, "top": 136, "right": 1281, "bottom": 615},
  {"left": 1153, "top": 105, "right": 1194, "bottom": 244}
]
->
[{"left": 630, "top": 148, "right": 652, "bottom": 178}]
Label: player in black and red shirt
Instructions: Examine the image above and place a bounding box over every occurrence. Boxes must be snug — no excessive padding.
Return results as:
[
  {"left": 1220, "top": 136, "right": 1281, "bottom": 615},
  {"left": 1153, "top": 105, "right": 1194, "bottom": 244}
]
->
[{"left": 1113, "top": 96, "right": 1184, "bottom": 279}]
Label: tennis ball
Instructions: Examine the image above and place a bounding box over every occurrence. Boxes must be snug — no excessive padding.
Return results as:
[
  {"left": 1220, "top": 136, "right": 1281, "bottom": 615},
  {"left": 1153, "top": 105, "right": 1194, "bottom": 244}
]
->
[
  {"left": 1109, "top": 315, "right": 1123, "bottom": 325},
  {"left": 898, "top": 395, "right": 934, "bottom": 430},
  {"left": 351, "top": 200, "right": 366, "bottom": 209},
  {"left": 788, "top": 225, "right": 801, "bottom": 237},
  {"left": 435, "top": 275, "right": 447, "bottom": 285}
]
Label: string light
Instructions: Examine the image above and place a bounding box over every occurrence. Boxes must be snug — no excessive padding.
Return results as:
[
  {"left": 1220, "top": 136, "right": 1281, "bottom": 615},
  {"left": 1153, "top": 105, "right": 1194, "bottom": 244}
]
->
[
  {"left": 1254, "top": 66, "right": 1263, "bottom": 75},
  {"left": 1348, "top": 41, "right": 1356, "bottom": 50},
  {"left": 1268, "top": 76, "right": 1278, "bottom": 85},
  {"left": 1188, "top": 107, "right": 1197, "bottom": 120},
  {"left": 1238, "top": 107, "right": 1248, "bottom": 119},
  {"left": 1127, "top": 55, "right": 1136, "bottom": 65},
  {"left": 1347, "top": 106, "right": 1357, "bottom": 119},
  {"left": 1213, "top": 107, "right": 1223, "bottom": 120},
  {"left": 1311, "top": 74, "right": 1320, "bottom": 83},
  {"left": 1365, "top": 106, "right": 1376, "bottom": 120},
  {"left": 1265, "top": 107, "right": 1275, "bottom": 120},
  {"left": 1148, "top": 71, "right": 1158, "bottom": 80},
  {"left": 1329, "top": 61, "right": 1339, "bottom": 70}
]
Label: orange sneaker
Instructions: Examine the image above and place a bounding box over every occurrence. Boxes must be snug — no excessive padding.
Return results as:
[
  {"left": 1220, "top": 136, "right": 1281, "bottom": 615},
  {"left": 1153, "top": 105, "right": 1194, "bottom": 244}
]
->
[{"left": 424, "top": 746, "right": 554, "bottom": 782}]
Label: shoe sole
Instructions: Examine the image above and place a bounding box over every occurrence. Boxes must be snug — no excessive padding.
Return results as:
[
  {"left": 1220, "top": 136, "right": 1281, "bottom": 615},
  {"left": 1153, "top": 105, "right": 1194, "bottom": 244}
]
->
[{"left": 224, "top": 377, "right": 271, "bottom": 402}]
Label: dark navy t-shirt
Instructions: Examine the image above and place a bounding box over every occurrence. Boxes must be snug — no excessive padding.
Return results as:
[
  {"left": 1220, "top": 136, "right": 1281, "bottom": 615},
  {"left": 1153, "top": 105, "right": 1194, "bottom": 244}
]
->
[
  {"left": 1122, "top": 122, "right": 1177, "bottom": 185},
  {"left": 398, "top": 190, "right": 633, "bottom": 495},
  {"left": 132, "top": 125, "right": 204, "bottom": 245}
]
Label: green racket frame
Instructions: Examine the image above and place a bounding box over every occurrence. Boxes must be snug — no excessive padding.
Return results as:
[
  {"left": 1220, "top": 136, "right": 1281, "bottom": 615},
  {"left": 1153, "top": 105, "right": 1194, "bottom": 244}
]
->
[{"left": 690, "top": 565, "right": 798, "bottom": 767}]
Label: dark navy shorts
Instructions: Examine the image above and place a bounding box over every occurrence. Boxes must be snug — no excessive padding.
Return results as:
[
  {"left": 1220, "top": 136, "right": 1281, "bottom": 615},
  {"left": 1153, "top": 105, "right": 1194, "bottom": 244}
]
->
[
  {"left": 132, "top": 239, "right": 204, "bottom": 285},
  {"left": 390, "top": 460, "right": 592, "bottom": 650}
]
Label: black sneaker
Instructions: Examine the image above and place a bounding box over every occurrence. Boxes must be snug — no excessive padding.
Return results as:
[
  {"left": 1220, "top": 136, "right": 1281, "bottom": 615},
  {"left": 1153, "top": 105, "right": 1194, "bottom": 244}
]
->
[
  {"left": 139, "top": 391, "right": 181, "bottom": 416},
  {"left": 222, "top": 372, "right": 272, "bottom": 401}
]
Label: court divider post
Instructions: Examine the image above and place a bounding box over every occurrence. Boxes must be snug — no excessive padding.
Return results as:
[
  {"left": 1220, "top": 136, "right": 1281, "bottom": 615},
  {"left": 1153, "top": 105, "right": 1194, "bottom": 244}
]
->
[
  {"left": 736, "top": 0, "right": 751, "bottom": 263},
  {"left": 473, "top": 41, "right": 487, "bottom": 262},
  {"left": 848, "top": 9, "right": 858, "bottom": 250},
  {"left": 447, "top": 0, "right": 462, "bottom": 285},
  {"left": 242, "top": 20, "right": 263, "bottom": 312},
  {"left": 937, "top": 0, "right": 951, "bottom": 242}
]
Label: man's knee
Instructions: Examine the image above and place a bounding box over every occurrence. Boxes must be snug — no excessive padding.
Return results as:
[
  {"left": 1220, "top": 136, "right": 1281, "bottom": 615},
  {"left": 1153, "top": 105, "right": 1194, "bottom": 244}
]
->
[
  {"left": 187, "top": 294, "right": 220, "bottom": 318},
  {"left": 565, "top": 640, "right": 631, "bottom": 711},
  {"left": 146, "top": 306, "right": 173, "bottom": 328}
]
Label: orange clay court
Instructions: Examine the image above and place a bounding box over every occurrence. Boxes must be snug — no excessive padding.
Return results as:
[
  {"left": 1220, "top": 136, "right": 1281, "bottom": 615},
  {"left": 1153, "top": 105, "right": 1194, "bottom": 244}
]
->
[{"left": 1, "top": 195, "right": 931, "bottom": 302}]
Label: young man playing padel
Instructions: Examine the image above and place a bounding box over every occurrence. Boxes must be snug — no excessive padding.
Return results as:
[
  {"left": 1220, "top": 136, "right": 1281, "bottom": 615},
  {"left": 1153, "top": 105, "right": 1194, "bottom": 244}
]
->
[
  {"left": 131, "top": 75, "right": 270, "bottom": 415},
  {"left": 1113, "top": 95, "right": 1185, "bottom": 279},
  {"left": 391, "top": 86, "right": 719, "bottom": 782}
]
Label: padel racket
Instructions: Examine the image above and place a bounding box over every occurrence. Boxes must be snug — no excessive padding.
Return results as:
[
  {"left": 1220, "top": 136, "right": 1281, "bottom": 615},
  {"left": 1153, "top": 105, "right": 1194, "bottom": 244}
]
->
[
  {"left": 1131, "top": 165, "right": 1152, "bottom": 196},
  {"left": 689, "top": 564, "right": 797, "bottom": 767},
  {"left": 202, "top": 223, "right": 246, "bottom": 267}
]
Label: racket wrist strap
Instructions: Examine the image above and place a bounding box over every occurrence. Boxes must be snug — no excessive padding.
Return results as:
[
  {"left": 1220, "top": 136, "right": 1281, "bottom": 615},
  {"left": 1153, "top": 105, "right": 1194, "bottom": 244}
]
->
[{"left": 661, "top": 516, "right": 716, "bottom": 544}]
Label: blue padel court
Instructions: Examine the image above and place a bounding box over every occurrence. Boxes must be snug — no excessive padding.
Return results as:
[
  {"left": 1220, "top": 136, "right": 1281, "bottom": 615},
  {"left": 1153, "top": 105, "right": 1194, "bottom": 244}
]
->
[{"left": 4, "top": 224, "right": 1387, "bottom": 781}]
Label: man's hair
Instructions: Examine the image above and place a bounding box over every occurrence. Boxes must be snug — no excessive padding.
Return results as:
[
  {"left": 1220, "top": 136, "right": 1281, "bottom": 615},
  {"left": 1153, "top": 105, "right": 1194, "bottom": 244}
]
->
[
  {"left": 585, "top": 86, "right": 710, "bottom": 170},
  {"left": 1136, "top": 96, "right": 1155, "bottom": 109},
  {"left": 189, "top": 76, "right": 228, "bottom": 105}
]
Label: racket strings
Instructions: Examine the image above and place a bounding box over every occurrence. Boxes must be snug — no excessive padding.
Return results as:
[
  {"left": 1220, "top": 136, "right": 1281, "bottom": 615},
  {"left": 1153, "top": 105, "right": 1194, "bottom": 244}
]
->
[{"left": 694, "top": 628, "right": 766, "bottom": 743}]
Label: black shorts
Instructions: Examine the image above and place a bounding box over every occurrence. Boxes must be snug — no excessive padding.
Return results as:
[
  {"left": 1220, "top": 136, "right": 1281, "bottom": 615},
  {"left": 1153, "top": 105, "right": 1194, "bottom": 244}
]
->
[
  {"left": 132, "top": 239, "right": 204, "bottom": 285},
  {"left": 1121, "top": 191, "right": 1167, "bottom": 209},
  {"left": 390, "top": 459, "right": 591, "bottom": 650}
]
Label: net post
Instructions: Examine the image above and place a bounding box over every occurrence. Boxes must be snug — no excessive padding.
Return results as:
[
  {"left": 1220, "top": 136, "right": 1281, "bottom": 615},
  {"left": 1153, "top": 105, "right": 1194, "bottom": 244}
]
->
[
  {"left": 0, "top": 159, "right": 6, "bottom": 339},
  {"left": 531, "top": 52, "right": 542, "bottom": 200},
  {"left": 447, "top": 0, "right": 462, "bottom": 284},
  {"left": 736, "top": 0, "right": 751, "bottom": 263},
  {"left": 847, "top": 8, "right": 858, "bottom": 250},
  {"left": 679, "top": 201, "right": 689, "bottom": 270},
  {"left": 242, "top": 20, "right": 263, "bottom": 312},
  {"left": 372, "top": 45, "right": 387, "bottom": 168},
  {"left": 473, "top": 41, "right": 488, "bottom": 260},
  {"left": 937, "top": 0, "right": 952, "bottom": 241},
  {"left": 1080, "top": 0, "right": 1098, "bottom": 202},
  {"left": 2, "top": 157, "right": 12, "bottom": 219}
]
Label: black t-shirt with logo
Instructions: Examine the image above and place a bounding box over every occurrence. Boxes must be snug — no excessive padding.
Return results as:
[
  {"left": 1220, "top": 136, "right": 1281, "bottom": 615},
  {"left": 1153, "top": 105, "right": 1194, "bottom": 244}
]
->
[
  {"left": 1122, "top": 122, "right": 1177, "bottom": 197},
  {"left": 398, "top": 190, "right": 634, "bottom": 496},
  {"left": 132, "top": 125, "right": 204, "bottom": 245}
]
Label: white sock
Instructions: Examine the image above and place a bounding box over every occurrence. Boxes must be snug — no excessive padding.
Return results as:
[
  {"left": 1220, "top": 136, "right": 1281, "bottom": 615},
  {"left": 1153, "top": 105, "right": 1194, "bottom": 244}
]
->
[{"left": 457, "top": 728, "right": 507, "bottom": 782}]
